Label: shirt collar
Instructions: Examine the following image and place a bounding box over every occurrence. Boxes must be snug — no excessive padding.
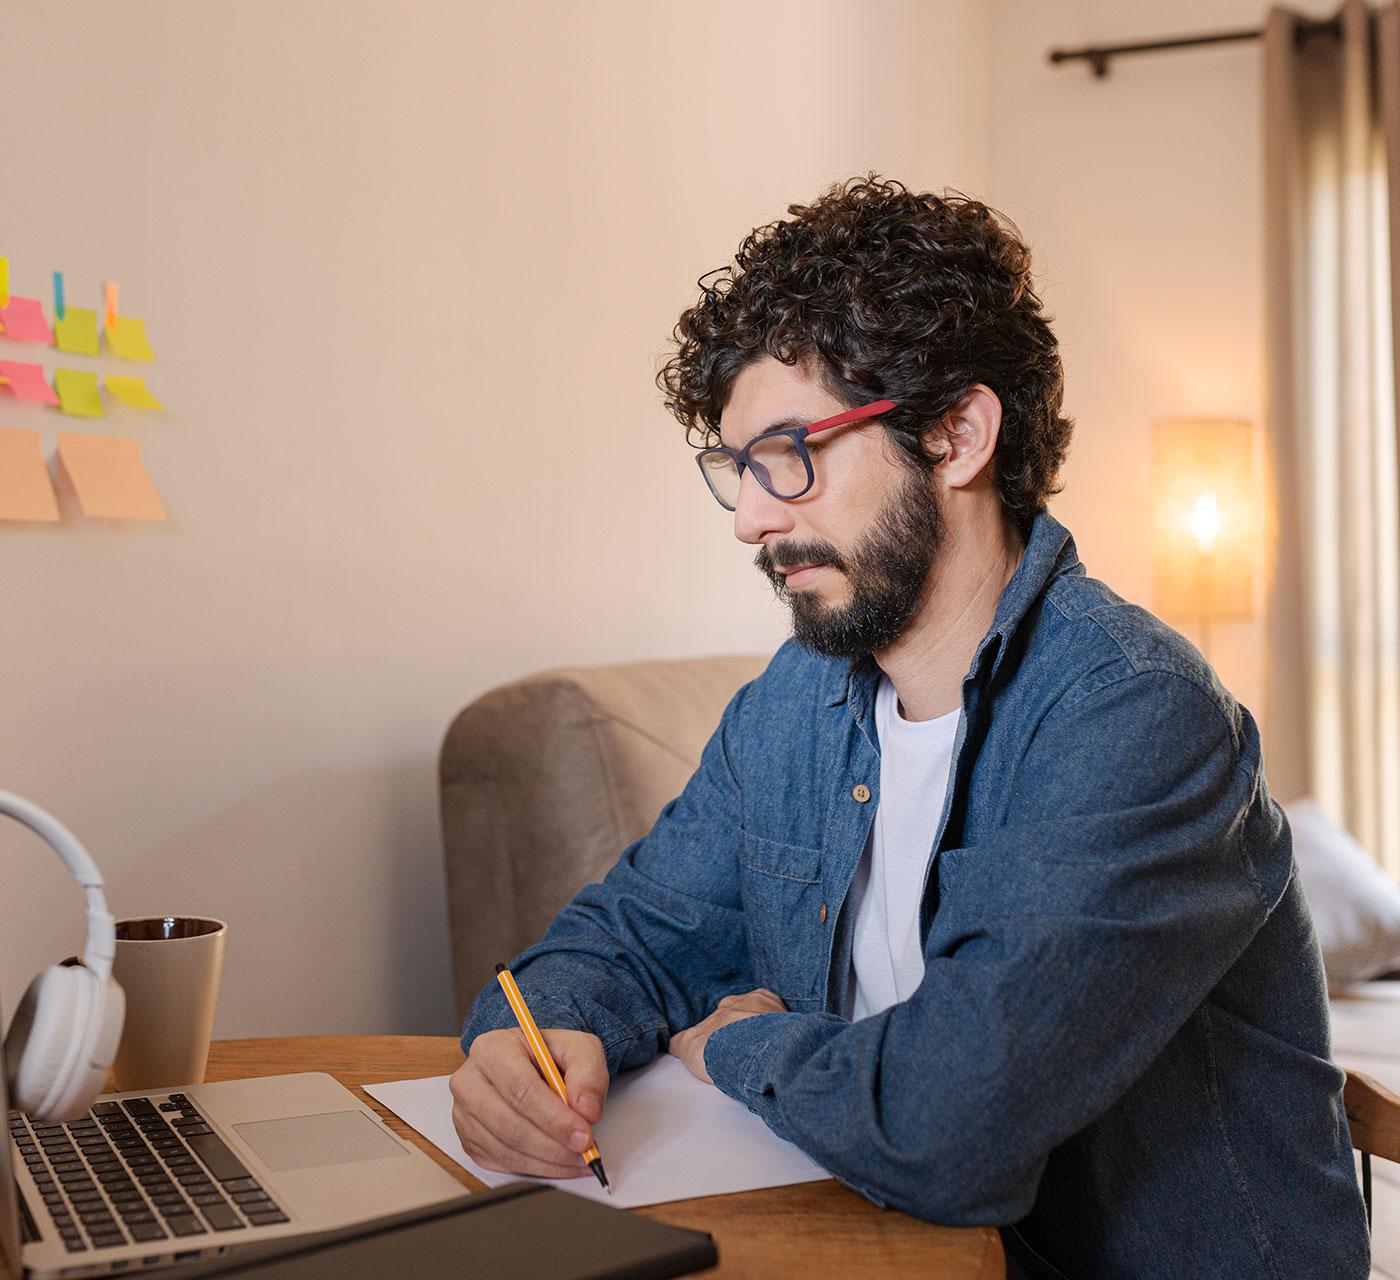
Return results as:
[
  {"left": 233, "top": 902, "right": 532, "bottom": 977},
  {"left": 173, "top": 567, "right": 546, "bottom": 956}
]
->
[{"left": 823, "top": 508, "right": 1082, "bottom": 708}]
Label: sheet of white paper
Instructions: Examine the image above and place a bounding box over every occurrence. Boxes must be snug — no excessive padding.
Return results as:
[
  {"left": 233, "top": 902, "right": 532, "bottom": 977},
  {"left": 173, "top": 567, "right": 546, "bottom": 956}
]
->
[{"left": 364, "top": 1054, "right": 830, "bottom": 1208}]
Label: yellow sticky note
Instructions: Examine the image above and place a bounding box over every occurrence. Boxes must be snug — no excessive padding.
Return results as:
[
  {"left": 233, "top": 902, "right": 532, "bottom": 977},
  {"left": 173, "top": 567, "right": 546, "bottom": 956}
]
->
[
  {"left": 106, "top": 315, "right": 155, "bottom": 362},
  {"left": 54, "top": 368, "right": 104, "bottom": 418},
  {"left": 0, "top": 257, "right": 9, "bottom": 309},
  {"left": 57, "top": 432, "right": 167, "bottom": 521},
  {"left": 105, "top": 375, "right": 164, "bottom": 410},
  {"left": 54, "top": 307, "right": 100, "bottom": 356},
  {"left": 0, "top": 426, "right": 59, "bottom": 522}
]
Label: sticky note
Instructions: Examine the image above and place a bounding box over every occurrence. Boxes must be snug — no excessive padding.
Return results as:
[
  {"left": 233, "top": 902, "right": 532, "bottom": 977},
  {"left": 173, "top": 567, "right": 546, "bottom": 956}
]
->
[
  {"left": 0, "top": 257, "right": 9, "bottom": 309},
  {"left": 0, "top": 297, "right": 54, "bottom": 345},
  {"left": 54, "top": 368, "right": 103, "bottom": 418},
  {"left": 105, "top": 315, "right": 155, "bottom": 362},
  {"left": 104, "top": 375, "right": 164, "bottom": 410},
  {"left": 54, "top": 307, "right": 99, "bottom": 356},
  {"left": 0, "top": 426, "right": 59, "bottom": 521},
  {"left": 57, "top": 433, "right": 166, "bottom": 521},
  {"left": 0, "top": 360, "right": 59, "bottom": 406},
  {"left": 52, "top": 271, "right": 64, "bottom": 321}
]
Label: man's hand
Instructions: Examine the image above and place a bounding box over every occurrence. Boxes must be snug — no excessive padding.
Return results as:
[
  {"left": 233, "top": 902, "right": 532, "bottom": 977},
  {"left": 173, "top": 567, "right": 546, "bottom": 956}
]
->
[
  {"left": 669, "top": 988, "right": 787, "bottom": 1084},
  {"left": 450, "top": 1027, "right": 608, "bottom": 1178}
]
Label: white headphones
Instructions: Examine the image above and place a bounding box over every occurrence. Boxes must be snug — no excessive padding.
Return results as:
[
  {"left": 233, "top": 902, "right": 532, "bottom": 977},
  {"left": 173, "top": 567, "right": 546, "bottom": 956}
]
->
[{"left": 1, "top": 789, "right": 125, "bottom": 1122}]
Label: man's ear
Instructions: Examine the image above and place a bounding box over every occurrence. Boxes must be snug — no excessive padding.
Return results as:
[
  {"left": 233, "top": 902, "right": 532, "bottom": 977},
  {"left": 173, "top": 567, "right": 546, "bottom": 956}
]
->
[{"left": 932, "top": 384, "right": 1002, "bottom": 490}]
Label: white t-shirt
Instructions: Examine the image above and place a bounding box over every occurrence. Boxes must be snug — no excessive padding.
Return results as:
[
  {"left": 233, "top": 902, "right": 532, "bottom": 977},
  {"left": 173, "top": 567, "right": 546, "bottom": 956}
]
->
[{"left": 844, "top": 675, "right": 960, "bottom": 1021}]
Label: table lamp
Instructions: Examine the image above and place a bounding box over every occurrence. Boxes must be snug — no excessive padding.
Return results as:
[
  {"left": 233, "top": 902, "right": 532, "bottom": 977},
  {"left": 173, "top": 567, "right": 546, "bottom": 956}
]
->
[{"left": 1151, "top": 418, "right": 1259, "bottom": 661}]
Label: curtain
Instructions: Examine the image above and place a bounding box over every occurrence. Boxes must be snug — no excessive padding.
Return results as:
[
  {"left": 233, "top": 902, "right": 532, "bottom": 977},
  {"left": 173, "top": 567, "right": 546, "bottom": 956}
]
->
[{"left": 1263, "top": 0, "right": 1400, "bottom": 875}]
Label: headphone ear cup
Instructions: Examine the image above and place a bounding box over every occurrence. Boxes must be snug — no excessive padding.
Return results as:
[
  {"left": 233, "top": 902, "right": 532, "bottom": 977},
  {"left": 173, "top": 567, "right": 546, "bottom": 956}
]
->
[
  {"left": 4, "top": 966, "right": 122, "bottom": 1123},
  {"left": 47, "top": 973, "right": 123, "bottom": 1123},
  {"left": 93, "top": 977, "right": 125, "bottom": 1070},
  {"left": 5, "top": 966, "right": 83, "bottom": 1119}
]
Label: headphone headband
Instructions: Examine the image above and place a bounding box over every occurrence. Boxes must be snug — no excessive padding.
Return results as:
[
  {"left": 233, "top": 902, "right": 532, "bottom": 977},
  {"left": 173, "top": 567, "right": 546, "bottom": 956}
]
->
[{"left": 0, "top": 789, "right": 116, "bottom": 981}]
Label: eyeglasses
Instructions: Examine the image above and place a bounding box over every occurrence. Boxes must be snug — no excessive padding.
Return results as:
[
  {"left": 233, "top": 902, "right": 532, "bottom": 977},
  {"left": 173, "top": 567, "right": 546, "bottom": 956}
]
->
[{"left": 694, "top": 399, "right": 898, "bottom": 511}]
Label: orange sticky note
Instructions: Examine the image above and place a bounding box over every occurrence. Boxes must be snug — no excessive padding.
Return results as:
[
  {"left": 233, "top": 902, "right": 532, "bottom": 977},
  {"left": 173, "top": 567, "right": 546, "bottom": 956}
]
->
[
  {"left": 0, "top": 296, "right": 54, "bottom": 345},
  {"left": 105, "top": 315, "right": 155, "bottom": 362},
  {"left": 0, "top": 360, "right": 60, "bottom": 406},
  {"left": 53, "top": 368, "right": 103, "bottom": 418},
  {"left": 57, "top": 433, "right": 167, "bottom": 520},
  {"left": 0, "top": 426, "right": 59, "bottom": 521}
]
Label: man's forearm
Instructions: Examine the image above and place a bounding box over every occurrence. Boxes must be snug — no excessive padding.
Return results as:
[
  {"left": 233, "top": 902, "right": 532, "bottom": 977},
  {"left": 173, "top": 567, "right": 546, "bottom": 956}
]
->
[
  {"left": 462, "top": 675, "right": 760, "bottom": 1073},
  {"left": 460, "top": 845, "right": 755, "bottom": 1075},
  {"left": 461, "top": 946, "right": 670, "bottom": 1078}
]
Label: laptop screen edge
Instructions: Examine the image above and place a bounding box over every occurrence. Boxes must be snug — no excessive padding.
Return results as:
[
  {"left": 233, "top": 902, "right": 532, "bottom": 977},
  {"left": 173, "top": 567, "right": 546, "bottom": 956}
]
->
[{"left": 0, "top": 990, "right": 26, "bottom": 1277}]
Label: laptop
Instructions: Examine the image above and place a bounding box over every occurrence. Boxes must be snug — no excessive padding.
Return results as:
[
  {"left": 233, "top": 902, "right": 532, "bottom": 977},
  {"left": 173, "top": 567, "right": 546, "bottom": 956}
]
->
[{"left": 2, "top": 996, "right": 468, "bottom": 1278}]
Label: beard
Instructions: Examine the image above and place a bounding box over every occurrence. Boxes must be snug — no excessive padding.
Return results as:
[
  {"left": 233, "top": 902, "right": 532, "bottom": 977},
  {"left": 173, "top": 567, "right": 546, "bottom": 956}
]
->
[{"left": 755, "top": 465, "right": 944, "bottom": 659}]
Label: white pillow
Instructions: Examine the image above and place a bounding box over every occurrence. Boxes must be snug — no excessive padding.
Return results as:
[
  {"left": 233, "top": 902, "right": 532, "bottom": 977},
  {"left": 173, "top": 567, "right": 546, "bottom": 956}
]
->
[{"left": 1285, "top": 797, "right": 1400, "bottom": 988}]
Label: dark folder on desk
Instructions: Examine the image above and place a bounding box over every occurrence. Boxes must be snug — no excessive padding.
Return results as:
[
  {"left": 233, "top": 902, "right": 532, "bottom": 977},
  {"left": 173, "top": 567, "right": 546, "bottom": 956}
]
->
[{"left": 158, "top": 1182, "right": 718, "bottom": 1280}]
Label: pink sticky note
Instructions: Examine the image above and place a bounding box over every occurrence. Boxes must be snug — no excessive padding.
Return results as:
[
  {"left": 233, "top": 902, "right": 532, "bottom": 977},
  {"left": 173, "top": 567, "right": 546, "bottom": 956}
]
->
[
  {"left": 0, "top": 360, "right": 59, "bottom": 406},
  {"left": 0, "top": 296, "right": 54, "bottom": 345}
]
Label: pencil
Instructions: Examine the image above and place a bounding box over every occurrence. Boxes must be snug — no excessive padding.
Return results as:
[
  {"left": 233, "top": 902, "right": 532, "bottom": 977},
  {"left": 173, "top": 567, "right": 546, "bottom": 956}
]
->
[{"left": 494, "top": 963, "right": 611, "bottom": 1194}]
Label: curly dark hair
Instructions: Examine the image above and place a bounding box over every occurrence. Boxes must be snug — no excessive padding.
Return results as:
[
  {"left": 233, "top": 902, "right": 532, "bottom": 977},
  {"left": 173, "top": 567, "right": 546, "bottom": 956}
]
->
[{"left": 656, "top": 175, "right": 1072, "bottom": 533}]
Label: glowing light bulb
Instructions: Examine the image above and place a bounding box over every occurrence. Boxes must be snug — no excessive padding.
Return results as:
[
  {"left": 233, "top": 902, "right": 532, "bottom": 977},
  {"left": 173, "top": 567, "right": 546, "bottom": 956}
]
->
[{"left": 1188, "top": 492, "right": 1221, "bottom": 550}]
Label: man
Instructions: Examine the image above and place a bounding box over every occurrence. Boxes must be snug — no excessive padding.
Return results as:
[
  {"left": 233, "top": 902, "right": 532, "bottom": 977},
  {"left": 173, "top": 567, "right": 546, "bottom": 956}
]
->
[{"left": 451, "top": 176, "right": 1369, "bottom": 1278}]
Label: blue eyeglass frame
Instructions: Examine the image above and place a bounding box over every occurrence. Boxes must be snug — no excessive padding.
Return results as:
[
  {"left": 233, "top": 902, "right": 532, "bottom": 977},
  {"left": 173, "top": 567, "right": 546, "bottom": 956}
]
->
[{"left": 694, "top": 398, "right": 899, "bottom": 511}]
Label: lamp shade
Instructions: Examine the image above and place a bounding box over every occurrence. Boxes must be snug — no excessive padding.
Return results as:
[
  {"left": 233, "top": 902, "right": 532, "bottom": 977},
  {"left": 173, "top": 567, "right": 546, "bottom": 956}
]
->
[{"left": 1151, "top": 418, "right": 1259, "bottom": 623}]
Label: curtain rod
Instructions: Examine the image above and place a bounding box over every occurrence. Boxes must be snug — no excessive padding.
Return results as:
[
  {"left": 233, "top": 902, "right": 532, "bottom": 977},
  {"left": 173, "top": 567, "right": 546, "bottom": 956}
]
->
[{"left": 1048, "top": 16, "right": 1342, "bottom": 78}]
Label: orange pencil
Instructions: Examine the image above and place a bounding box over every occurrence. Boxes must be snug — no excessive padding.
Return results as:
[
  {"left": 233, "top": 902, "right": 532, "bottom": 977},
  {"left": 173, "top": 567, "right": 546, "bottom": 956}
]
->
[{"left": 495, "top": 963, "right": 611, "bottom": 1194}]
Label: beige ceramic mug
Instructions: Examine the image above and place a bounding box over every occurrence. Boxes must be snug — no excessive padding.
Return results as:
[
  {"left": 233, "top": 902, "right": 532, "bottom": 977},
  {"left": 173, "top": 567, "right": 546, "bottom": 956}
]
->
[{"left": 110, "top": 917, "right": 227, "bottom": 1091}]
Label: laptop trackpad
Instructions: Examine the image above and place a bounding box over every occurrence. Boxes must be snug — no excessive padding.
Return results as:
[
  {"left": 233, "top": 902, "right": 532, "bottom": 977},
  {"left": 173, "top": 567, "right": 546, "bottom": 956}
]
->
[{"left": 232, "top": 1110, "right": 407, "bottom": 1171}]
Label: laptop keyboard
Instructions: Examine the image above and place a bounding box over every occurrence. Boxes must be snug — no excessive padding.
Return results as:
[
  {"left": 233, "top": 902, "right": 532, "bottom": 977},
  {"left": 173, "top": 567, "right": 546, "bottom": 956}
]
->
[{"left": 8, "top": 1093, "right": 289, "bottom": 1255}]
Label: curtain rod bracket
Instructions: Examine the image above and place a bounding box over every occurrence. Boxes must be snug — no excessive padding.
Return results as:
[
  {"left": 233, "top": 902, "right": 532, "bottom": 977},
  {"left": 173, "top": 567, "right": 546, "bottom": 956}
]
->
[{"left": 1048, "top": 46, "right": 1113, "bottom": 77}]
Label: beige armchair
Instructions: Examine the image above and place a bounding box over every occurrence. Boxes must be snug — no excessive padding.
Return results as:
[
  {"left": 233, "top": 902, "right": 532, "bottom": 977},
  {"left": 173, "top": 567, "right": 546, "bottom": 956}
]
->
[{"left": 439, "top": 654, "right": 769, "bottom": 1022}]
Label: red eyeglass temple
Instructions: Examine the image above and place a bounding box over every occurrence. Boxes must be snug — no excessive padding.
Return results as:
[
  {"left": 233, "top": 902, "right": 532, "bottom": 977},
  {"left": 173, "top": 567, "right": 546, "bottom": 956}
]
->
[{"left": 802, "top": 399, "right": 898, "bottom": 438}]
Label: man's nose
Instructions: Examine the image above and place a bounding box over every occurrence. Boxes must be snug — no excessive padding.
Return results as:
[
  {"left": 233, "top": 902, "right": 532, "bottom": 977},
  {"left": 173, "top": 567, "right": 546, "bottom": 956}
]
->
[{"left": 731, "top": 470, "right": 795, "bottom": 546}]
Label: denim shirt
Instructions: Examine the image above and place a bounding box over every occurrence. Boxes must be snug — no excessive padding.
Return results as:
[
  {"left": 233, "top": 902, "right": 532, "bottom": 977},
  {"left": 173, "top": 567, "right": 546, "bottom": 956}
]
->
[{"left": 462, "top": 510, "right": 1369, "bottom": 1279}]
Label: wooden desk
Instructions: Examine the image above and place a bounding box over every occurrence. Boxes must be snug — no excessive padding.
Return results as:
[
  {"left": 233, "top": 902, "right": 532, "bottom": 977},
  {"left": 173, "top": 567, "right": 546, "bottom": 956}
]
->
[{"left": 198, "top": 1036, "right": 1004, "bottom": 1280}]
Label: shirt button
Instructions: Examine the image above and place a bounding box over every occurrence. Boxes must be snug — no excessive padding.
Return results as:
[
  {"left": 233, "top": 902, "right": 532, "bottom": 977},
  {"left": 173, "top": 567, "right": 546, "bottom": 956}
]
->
[
  {"left": 820, "top": 903, "right": 828, "bottom": 924},
  {"left": 852, "top": 784, "right": 871, "bottom": 803}
]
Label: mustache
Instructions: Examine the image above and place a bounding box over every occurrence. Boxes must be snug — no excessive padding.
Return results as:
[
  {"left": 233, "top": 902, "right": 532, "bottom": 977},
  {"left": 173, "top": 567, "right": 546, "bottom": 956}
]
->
[{"left": 755, "top": 540, "right": 846, "bottom": 581}]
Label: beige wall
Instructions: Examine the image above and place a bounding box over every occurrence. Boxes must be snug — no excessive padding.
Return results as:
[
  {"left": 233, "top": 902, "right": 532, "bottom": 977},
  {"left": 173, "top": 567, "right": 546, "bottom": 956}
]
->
[
  {"left": 0, "top": 1, "right": 990, "bottom": 1036},
  {"left": 2, "top": 0, "right": 1335, "bottom": 1038}
]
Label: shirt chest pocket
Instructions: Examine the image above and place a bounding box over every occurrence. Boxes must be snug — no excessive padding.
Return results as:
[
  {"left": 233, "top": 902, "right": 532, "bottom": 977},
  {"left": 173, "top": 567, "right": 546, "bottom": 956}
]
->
[{"left": 738, "top": 828, "right": 826, "bottom": 1008}]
